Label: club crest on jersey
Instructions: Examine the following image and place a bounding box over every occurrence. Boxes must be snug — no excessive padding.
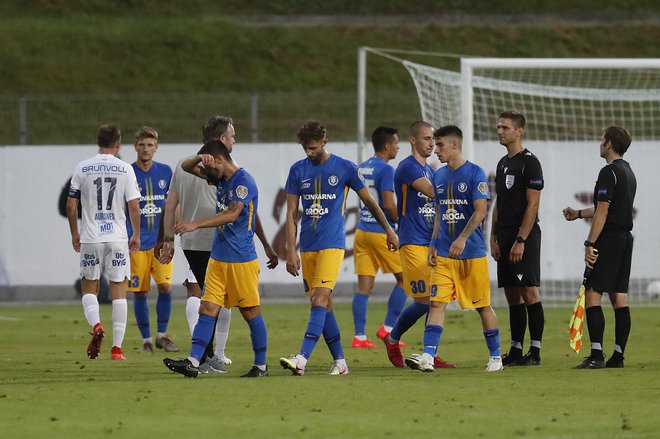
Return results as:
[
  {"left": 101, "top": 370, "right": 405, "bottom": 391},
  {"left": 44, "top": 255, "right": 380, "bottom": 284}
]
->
[
  {"left": 458, "top": 182, "right": 468, "bottom": 193},
  {"left": 158, "top": 179, "right": 167, "bottom": 190},
  {"left": 505, "top": 175, "right": 515, "bottom": 189},
  {"left": 328, "top": 175, "right": 339, "bottom": 186},
  {"left": 236, "top": 185, "right": 248, "bottom": 199},
  {"left": 478, "top": 182, "right": 488, "bottom": 196}
]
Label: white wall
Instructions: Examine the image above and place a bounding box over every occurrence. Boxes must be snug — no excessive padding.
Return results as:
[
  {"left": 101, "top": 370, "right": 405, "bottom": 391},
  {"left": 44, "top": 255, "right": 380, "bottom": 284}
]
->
[{"left": 0, "top": 141, "right": 657, "bottom": 288}]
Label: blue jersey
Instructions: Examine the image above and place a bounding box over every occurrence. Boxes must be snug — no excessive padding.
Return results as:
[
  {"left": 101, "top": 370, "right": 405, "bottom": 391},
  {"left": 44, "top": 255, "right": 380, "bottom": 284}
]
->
[
  {"left": 357, "top": 156, "right": 396, "bottom": 233},
  {"left": 433, "top": 161, "right": 490, "bottom": 259},
  {"left": 211, "top": 168, "right": 258, "bottom": 263},
  {"left": 285, "top": 154, "right": 365, "bottom": 252},
  {"left": 394, "top": 156, "right": 435, "bottom": 246},
  {"left": 127, "top": 161, "right": 172, "bottom": 250}
]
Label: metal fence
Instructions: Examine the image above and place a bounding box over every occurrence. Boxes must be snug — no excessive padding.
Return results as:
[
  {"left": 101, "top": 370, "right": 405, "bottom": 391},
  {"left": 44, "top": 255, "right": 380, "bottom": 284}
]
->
[{"left": 0, "top": 91, "right": 420, "bottom": 145}]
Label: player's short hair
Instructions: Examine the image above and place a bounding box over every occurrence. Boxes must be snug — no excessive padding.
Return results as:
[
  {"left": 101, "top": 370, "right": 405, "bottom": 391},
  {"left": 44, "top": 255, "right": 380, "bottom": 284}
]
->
[
  {"left": 603, "top": 126, "right": 632, "bottom": 155},
  {"left": 371, "top": 126, "right": 398, "bottom": 153},
  {"left": 134, "top": 126, "right": 158, "bottom": 143},
  {"left": 97, "top": 124, "right": 121, "bottom": 148},
  {"left": 297, "top": 120, "right": 327, "bottom": 146},
  {"left": 499, "top": 111, "right": 526, "bottom": 129},
  {"left": 198, "top": 139, "right": 232, "bottom": 161},
  {"left": 202, "top": 115, "right": 233, "bottom": 143},
  {"left": 408, "top": 120, "right": 433, "bottom": 138},
  {"left": 433, "top": 125, "right": 463, "bottom": 141}
]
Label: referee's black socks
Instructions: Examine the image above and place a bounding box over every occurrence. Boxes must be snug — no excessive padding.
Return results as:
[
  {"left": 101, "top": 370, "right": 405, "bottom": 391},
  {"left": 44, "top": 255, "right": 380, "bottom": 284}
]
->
[
  {"left": 585, "top": 306, "right": 605, "bottom": 360},
  {"left": 526, "top": 302, "right": 544, "bottom": 359},
  {"left": 613, "top": 306, "right": 631, "bottom": 358}
]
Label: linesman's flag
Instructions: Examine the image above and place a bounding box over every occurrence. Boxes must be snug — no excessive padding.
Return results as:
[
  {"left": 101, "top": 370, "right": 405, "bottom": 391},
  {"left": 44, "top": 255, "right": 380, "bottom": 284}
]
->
[{"left": 568, "top": 266, "right": 594, "bottom": 353}]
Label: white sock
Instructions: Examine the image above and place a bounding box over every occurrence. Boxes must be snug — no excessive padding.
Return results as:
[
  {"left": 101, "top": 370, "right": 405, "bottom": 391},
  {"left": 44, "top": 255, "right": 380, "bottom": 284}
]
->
[
  {"left": 214, "top": 307, "right": 231, "bottom": 359},
  {"left": 112, "top": 299, "right": 127, "bottom": 348},
  {"left": 143, "top": 337, "right": 153, "bottom": 344},
  {"left": 384, "top": 325, "right": 393, "bottom": 332},
  {"left": 81, "top": 294, "right": 100, "bottom": 327},
  {"left": 186, "top": 296, "right": 201, "bottom": 336},
  {"left": 420, "top": 353, "right": 434, "bottom": 364},
  {"left": 187, "top": 356, "right": 200, "bottom": 367},
  {"left": 354, "top": 335, "right": 367, "bottom": 341},
  {"left": 295, "top": 354, "right": 308, "bottom": 368},
  {"left": 157, "top": 332, "right": 166, "bottom": 339},
  {"left": 334, "top": 358, "right": 348, "bottom": 368}
]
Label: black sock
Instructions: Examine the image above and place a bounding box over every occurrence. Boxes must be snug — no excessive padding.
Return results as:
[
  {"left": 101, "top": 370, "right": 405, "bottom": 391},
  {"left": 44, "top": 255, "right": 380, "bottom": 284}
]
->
[
  {"left": 509, "top": 303, "right": 527, "bottom": 353},
  {"left": 613, "top": 306, "right": 631, "bottom": 357},
  {"left": 585, "top": 306, "right": 605, "bottom": 360},
  {"left": 526, "top": 302, "right": 544, "bottom": 358}
]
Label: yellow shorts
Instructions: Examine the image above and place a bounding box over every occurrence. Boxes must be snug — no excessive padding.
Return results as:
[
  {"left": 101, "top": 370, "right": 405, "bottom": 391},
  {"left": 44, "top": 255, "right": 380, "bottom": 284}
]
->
[
  {"left": 429, "top": 256, "right": 491, "bottom": 309},
  {"left": 127, "top": 248, "right": 173, "bottom": 292},
  {"left": 301, "top": 249, "right": 345, "bottom": 294},
  {"left": 204, "top": 258, "right": 261, "bottom": 308},
  {"left": 354, "top": 229, "right": 402, "bottom": 276},
  {"left": 400, "top": 245, "right": 431, "bottom": 298}
]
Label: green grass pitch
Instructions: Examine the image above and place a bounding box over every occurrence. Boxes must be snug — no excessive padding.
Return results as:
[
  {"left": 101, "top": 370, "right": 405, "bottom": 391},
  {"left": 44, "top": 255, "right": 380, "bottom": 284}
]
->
[{"left": 1, "top": 302, "right": 659, "bottom": 438}]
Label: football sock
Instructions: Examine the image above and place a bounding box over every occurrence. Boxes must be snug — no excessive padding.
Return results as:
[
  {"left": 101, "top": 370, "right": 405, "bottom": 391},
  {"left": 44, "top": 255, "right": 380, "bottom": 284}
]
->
[
  {"left": 323, "top": 310, "right": 344, "bottom": 360},
  {"left": 247, "top": 314, "right": 268, "bottom": 366},
  {"left": 527, "top": 302, "right": 544, "bottom": 358},
  {"left": 156, "top": 292, "right": 172, "bottom": 334},
  {"left": 214, "top": 307, "right": 232, "bottom": 360},
  {"left": 299, "top": 306, "right": 326, "bottom": 360},
  {"left": 111, "top": 298, "right": 127, "bottom": 348},
  {"left": 190, "top": 314, "right": 215, "bottom": 363},
  {"left": 185, "top": 296, "right": 201, "bottom": 335},
  {"left": 509, "top": 303, "right": 527, "bottom": 352},
  {"left": 585, "top": 306, "right": 605, "bottom": 360},
  {"left": 422, "top": 324, "right": 443, "bottom": 357},
  {"left": 384, "top": 286, "right": 407, "bottom": 328},
  {"left": 81, "top": 293, "right": 100, "bottom": 327},
  {"left": 352, "top": 292, "right": 369, "bottom": 336},
  {"left": 614, "top": 306, "right": 631, "bottom": 356},
  {"left": 133, "top": 295, "right": 151, "bottom": 339},
  {"left": 483, "top": 329, "right": 501, "bottom": 357},
  {"left": 390, "top": 302, "right": 429, "bottom": 343}
]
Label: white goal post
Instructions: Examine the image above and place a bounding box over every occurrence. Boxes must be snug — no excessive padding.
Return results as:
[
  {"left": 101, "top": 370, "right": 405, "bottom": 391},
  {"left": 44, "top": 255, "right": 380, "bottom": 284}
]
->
[{"left": 357, "top": 48, "right": 660, "bottom": 302}]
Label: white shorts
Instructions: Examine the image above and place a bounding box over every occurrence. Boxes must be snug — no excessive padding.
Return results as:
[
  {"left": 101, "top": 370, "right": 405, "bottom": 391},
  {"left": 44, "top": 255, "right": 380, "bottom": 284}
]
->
[
  {"left": 187, "top": 268, "right": 198, "bottom": 284},
  {"left": 80, "top": 242, "right": 130, "bottom": 282}
]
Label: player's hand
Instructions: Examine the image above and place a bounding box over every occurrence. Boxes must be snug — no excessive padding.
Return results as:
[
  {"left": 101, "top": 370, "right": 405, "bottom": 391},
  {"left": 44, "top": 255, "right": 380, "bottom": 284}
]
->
[
  {"left": 263, "top": 244, "right": 279, "bottom": 269},
  {"left": 509, "top": 242, "right": 524, "bottom": 264},
  {"left": 71, "top": 233, "right": 81, "bottom": 253},
  {"left": 584, "top": 246, "right": 598, "bottom": 269},
  {"left": 490, "top": 236, "right": 500, "bottom": 261},
  {"left": 129, "top": 236, "right": 140, "bottom": 254},
  {"left": 563, "top": 207, "right": 579, "bottom": 221},
  {"left": 159, "top": 241, "right": 175, "bottom": 264},
  {"left": 448, "top": 237, "right": 466, "bottom": 259},
  {"left": 286, "top": 251, "right": 301, "bottom": 277},
  {"left": 427, "top": 246, "right": 438, "bottom": 267},
  {"left": 386, "top": 229, "right": 399, "bottom": 251},
  {"left": 175, "top": 220, "right": 198, "bottom": 235},
  {"left": 154, "top": 240, "right": 163, "bottom": 259}
]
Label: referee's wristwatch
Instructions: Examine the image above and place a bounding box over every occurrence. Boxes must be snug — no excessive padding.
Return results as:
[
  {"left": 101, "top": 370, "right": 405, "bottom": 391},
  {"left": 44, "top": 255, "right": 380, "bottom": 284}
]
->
[
  {"left": 584, "top": 240, "right": 595, "bottom": 247},
  {"left": 515, "top": 236, "right": 527, "bottom": 244}
]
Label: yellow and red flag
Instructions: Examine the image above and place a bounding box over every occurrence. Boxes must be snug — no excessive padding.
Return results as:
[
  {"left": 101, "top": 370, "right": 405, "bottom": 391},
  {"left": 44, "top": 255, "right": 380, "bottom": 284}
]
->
[{"left": 568, "top": 285, "right": 586, "bottom": 353}]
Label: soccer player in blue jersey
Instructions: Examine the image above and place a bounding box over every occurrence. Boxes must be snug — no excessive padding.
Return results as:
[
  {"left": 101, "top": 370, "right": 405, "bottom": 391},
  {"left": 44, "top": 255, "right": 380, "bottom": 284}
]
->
[
  {"left": 126, "top": 127, "right": 178, "bottom": 353},
  {"left": 163, "top": 139, "right": 270, "bottom": 378},
  {"left": 280, "top": 120, "right": 398, "bottom": 376},
  {"left": 405, "top": 125, "right": 503, "bottom": 373},
  {"left": 383, "top": 121, "right": 455, "bottom": 369},
  {"left": 352, "top": 126, "right": 406, "bottom": 349}
]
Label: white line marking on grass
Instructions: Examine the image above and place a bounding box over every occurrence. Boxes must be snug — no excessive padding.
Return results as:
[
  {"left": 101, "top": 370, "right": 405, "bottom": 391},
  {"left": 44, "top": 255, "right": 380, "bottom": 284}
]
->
[{"left": 0, "top": 316, "right": 19, "bottom": 321}]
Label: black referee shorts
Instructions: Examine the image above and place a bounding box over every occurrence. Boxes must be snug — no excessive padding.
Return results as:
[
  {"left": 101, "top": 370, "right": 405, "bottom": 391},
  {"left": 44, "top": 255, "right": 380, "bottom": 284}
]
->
[
  {"left": 183, "top": 249, "right": 211, "bottom": 290},
  {"left": 496, "top": 224, "right": 541, "bottom": 288},
  {"left": 587, "top": 230, "right": 633, "bottom": 294}
]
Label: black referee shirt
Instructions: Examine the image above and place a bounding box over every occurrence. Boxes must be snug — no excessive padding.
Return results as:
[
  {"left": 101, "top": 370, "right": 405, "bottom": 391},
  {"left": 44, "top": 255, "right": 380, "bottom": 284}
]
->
[
  {"left": 495, "top": 148, "right": 544, "bottom": 229},
  {"left": 594, "top": 159, "right": 636, "bottom": 232}
]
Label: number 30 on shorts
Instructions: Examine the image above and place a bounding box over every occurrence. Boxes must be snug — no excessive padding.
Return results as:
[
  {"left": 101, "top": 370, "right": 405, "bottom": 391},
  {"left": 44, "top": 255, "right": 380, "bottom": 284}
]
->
[{"left": 410, "top": 280, "right": 426, "bottom": 294}]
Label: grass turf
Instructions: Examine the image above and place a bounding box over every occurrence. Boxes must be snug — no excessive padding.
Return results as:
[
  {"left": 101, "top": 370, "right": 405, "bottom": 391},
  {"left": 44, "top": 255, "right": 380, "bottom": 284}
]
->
[{"left": 0, "top": 303, "right": 658, "bottom": 438}]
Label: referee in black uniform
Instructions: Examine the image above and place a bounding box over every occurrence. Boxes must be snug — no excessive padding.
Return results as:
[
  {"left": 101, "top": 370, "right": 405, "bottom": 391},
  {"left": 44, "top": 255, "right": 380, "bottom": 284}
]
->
[
  {"left": 563, "top": 126, "right": 636, "bottom": 369},
  {"left": 490, "top": 111, "right": 545, "bottom": 366}
]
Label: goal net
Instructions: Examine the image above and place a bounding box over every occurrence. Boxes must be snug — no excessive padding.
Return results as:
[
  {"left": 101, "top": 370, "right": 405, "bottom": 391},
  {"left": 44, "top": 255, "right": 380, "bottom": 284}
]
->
[{"left": 360, "top": 49, "right": 660, "bottom": 302}]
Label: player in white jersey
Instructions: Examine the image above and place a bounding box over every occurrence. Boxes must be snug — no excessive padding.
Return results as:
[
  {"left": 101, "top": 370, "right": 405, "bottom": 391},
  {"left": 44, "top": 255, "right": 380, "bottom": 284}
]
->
[{"left": 67, "top": 124, "right": 141, "bottom": 361}]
